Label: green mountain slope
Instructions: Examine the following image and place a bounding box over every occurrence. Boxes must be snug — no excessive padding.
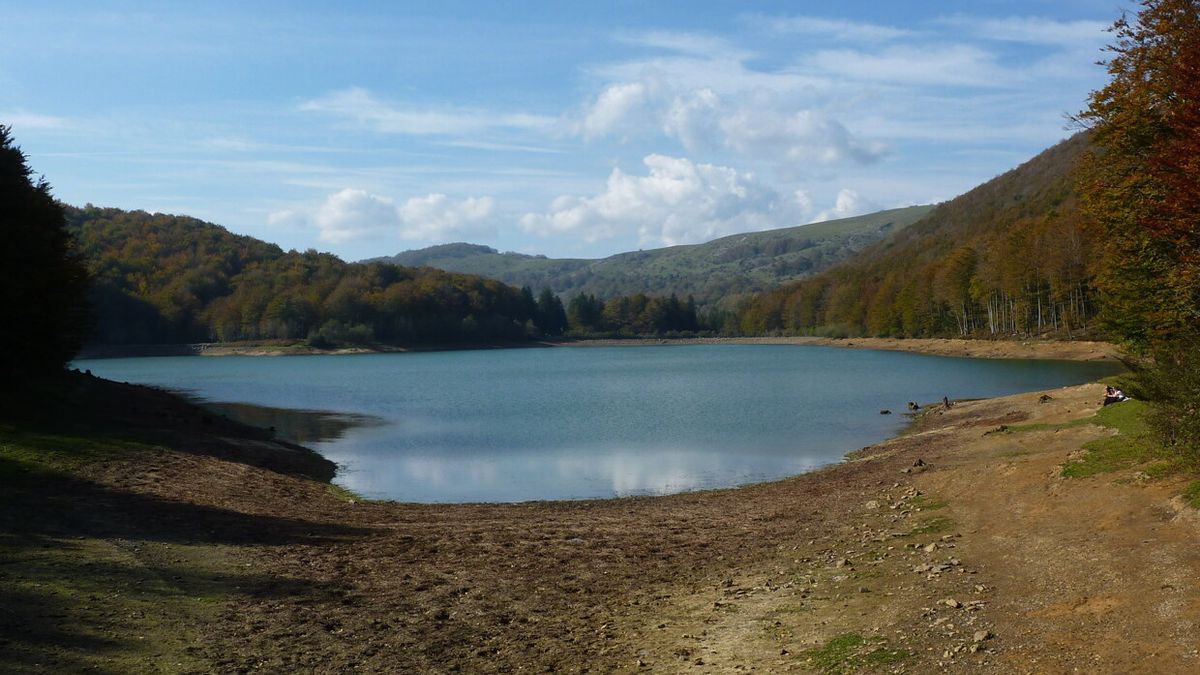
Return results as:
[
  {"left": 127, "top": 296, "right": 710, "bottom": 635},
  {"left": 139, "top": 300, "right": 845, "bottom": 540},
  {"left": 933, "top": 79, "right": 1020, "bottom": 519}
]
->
[
  {"left": 369, "top": 205, "right": 933, "bottom": 309},
  {"left": 735, "top": 133, "right": 1098, "bottom": 338}
]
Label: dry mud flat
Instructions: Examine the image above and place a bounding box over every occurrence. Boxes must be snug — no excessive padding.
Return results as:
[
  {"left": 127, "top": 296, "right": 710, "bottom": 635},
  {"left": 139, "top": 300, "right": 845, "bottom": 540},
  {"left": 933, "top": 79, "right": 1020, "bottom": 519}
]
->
[{"left": 3, "top": 380, "right": 1197, "bottom": 673}]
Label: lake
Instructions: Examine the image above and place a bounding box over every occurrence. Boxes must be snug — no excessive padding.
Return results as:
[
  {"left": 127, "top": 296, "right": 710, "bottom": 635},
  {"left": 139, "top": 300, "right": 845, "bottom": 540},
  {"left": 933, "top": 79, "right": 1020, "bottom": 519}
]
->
[{"left": 75, "top": 345, "right": 1120, "bottom": 503}]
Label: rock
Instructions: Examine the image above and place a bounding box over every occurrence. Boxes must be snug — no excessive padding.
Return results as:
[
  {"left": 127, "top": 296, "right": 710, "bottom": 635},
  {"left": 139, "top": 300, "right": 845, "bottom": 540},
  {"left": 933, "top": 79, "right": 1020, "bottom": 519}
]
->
[
  {"left": 943, "top": 598, "right": 962, "bottom": 608},
  {"left": 865, "top": 500, "right": 880, "bottom": 510},
  {"left": 880, "top": 409, "right": 892, "bottom": 415},
  {"left": 973, "top": 630, "right": 992, "bottom": 642},
  {"left": 1038, "top": 394, "right": 1053, "bottom": 404},
  {"left": 924, "top": 543, "right": 938, "bottom": 553},
  {"left": 835, "top": 558, "right": 851, "bottom": 568},
  {"left": 858, "top": 586, "right": 870, "bottom": 593}
]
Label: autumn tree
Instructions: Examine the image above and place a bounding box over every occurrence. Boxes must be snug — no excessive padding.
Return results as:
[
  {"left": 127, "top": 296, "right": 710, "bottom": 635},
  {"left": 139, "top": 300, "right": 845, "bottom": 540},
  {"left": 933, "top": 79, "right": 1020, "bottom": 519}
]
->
[
  {"left": 1075, "top": 0, "right": 1200, "bottom": 346},
  {"left": 0, "top": 126, "right": 90, "bottom": 382},
  {"left": 1076, "top": 0, "right": 1200, "bottom": 457}
]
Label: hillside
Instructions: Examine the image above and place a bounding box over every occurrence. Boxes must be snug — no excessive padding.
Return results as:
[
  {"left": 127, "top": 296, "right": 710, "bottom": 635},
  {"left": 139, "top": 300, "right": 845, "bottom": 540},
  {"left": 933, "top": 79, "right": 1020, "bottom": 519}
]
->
[
  {"left": 370, "top": 205, "right": 933, "bottom": 309},
  {"left": 65, "top": 206, "right": 562, "bottom": 347},
  {"left": 736, "top": 133, "right": 1098, "bottom": 338}
]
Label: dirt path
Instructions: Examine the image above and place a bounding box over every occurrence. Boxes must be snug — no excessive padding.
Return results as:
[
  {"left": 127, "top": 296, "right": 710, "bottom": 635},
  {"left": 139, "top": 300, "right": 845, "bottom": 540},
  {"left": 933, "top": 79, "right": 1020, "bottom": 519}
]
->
[{"left": 3, "top": 378, "right": 1197, "bottom": 673}]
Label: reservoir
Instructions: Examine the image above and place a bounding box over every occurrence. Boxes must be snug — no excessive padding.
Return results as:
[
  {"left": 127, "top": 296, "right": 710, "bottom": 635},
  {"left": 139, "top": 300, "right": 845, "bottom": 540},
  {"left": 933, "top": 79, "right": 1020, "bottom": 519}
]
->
[{"left": 76, "top": 345, "right": 1119, "bottom": 502}]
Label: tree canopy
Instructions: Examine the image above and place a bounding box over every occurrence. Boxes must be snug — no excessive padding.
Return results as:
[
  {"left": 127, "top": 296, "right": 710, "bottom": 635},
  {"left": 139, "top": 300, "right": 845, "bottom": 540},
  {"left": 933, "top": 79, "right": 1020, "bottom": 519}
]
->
[{"left": 0, "top": 126, "right": 90, "bottom": 380}]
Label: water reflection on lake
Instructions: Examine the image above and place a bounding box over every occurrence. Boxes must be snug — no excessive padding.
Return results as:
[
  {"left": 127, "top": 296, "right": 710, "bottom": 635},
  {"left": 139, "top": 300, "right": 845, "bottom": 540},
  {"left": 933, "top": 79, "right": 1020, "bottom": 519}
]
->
[{"left": 76, "top": 345, "right": 1121, "bottom": 503}]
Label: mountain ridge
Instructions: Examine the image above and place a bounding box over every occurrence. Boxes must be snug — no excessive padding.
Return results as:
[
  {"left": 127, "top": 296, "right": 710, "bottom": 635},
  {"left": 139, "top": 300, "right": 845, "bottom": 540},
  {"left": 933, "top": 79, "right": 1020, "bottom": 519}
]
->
[{"left": 367, "top": 205, "right": 934, "bottom": 309}]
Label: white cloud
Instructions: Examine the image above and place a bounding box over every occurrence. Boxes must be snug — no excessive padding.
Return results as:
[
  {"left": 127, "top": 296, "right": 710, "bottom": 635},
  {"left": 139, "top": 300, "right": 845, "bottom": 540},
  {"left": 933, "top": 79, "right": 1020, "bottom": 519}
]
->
[
  {"left": 940, "top": 16, "right": 1108, "bottom": 46},
  {"left": 269, "top": 188, "right": 496, "bottom": 244},
  {"left": 300, "top": 87, "right": 555, "bottom": 135},
  {"left": 577, "top": 82, "right": 886, "bottom": 166},
  {"left": 520, "top": 154, "right": 812, "bottom": 247},
  {"left": 397, "top": 193, "right": 496, "bottom": 240},
  {"left": 0, "top": 111, "right": 70, "bottom": 131},
  {"left": 813, "top": 188, "right": 878, "bottom": 222},
  {"left": 754, "top": 15, "right": 913, "bottom": 42},
  {"left": 806, "top": 45, "right": 1013, "bottom": 87},
  {"left": 577, "top": 81, "right": 656, "bottom": 140}
]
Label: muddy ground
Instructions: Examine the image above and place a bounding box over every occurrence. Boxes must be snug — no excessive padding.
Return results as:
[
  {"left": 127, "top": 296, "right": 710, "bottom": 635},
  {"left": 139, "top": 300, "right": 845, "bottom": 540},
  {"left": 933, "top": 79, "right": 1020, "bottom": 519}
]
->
[{"left": 2, "top": 371, "right": 1196, "bottom": 673}]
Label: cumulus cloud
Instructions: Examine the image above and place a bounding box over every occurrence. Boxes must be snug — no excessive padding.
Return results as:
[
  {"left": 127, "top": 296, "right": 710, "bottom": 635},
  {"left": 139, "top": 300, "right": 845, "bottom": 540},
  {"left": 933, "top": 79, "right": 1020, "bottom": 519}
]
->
[
  {"left": 397, "top": 193, "right": 496, "bottom": 240},
  {"left": 269, "top": 188, "right": 496, "bottom": 244},
  {"left": 301, "top": 87, "right": 554, "bottom": 135},
  {"left": 520, "top": 154, "right": 812, "bottom": 247},
  {"left": 813, "top": 188, "right": 878, "bottom": 222},
  {"left": 578, "top": 81, "right": 886, "bottom": 166}
]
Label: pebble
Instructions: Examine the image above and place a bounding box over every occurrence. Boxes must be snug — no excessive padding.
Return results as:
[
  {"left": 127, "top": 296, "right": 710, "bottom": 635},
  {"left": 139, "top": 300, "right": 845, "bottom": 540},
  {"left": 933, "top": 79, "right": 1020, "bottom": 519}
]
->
[
  {"left": 973, "top": 630, "right": 992, "bottom": 642},
  {"left": 942, "top": 598, "right": 962, "bottom": 608}
]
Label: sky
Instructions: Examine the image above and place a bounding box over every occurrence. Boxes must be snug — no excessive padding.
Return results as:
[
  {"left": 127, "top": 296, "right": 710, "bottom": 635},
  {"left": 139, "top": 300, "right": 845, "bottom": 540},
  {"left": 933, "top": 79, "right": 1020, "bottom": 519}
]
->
[{"left": 1, "top": 1, "right": 1120, "bottom": 260}]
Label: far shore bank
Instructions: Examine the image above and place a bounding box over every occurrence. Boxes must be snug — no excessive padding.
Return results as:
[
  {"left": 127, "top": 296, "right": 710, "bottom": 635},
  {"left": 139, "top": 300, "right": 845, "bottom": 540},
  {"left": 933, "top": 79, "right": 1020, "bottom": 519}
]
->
[{"left": 77, "top": 335, "right": 1121, "bottom": 362}]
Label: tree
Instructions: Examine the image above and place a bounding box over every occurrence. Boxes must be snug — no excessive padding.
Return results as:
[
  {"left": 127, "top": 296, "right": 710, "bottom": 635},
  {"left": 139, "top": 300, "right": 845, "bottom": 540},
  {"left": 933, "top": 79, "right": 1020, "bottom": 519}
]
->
[
  {"left": 535, "top": 287, "right": 567, "bottom": 336},
  {"left": 1075, "top": 0, "right": 1200, "bottom": 346},
  {"left": 0, "top": 126, "right": 90, "bottom": 381},
  {"left": 1075, "top": 0, "right": 1200, "bottom": 459}
]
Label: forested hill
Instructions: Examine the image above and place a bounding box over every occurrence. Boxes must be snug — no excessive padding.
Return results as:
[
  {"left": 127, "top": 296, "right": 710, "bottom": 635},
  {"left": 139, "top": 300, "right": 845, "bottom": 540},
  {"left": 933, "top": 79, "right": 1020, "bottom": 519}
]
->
[
  {"left": 65, "top": 206, "right": 566, "bottom": 347},
  {"left": 735, "top": 133, "right": 1099, "bottom": 338},
  {"left": 367, "top": 205, "right": 933, "bottom": 310}
]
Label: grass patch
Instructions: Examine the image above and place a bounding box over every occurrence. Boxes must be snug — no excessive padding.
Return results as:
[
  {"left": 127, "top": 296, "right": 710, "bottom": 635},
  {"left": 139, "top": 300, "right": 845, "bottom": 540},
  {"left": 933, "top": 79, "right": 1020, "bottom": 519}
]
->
[
  {"left": 906, "top": 516, "right": 953, "bottom": 537},
  {"left": 799, "top": 633, "right": 909, "bottom": 673},
  {"left": 326, "top": 482, "right": 366, "bottom": 503},
  {"left": 1059, "top": 401, "right": 1172, "bottom": 478},
  {"left": 909, "top": 494, "right": 947, "bottom": 511},
  {"left": 1183, "top": 481, "right": 1200, "bottom": 509},
  {"left": 0, "top": 431, "right": 155, "bottom": 483}
]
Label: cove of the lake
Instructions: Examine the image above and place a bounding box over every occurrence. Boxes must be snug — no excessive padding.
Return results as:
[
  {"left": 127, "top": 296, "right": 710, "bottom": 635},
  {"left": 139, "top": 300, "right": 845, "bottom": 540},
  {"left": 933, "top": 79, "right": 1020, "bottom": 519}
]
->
[{"left": 76, "top": 345, "right": 1120, "bottom": 503}]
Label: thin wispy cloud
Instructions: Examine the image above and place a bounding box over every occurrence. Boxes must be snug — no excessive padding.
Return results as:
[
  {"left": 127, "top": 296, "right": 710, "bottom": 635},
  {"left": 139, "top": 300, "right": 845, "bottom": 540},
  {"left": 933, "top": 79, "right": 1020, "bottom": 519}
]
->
[
  {"left": 750, "top": 15, "right": 914, "bottom": 42},
  {"left": 300, "top": 87, "right": 555, "bottom": 136}
]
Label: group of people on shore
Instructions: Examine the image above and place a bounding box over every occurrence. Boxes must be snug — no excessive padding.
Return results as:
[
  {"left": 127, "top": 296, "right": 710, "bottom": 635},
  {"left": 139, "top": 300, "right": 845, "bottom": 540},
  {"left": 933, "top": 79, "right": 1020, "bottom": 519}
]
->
[{"left": 1103, "top": 386, "right": 1130, "bottom": 406}]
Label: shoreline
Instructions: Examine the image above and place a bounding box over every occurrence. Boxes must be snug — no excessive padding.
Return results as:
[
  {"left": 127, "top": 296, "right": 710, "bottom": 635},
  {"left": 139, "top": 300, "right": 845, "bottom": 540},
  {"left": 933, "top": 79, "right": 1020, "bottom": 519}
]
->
[
  {"left": 7, "top": 373, "right": 1197, "bottom": 672},
  {"left": 77, "top": 335, "right": 1121, "bottom": 362}
]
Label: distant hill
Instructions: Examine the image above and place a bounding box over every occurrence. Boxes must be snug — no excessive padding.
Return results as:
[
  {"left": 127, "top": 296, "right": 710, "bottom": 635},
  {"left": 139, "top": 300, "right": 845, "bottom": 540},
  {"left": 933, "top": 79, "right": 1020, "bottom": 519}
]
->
[
  {"left": 65, "top": 206, "right": 561, "bottom": 347},
  {"left": 735, "top": 133, "right": 1099, "bottom": 338},
  {"left": 368, "top": 205, "right": 934, "bottom": 309}
]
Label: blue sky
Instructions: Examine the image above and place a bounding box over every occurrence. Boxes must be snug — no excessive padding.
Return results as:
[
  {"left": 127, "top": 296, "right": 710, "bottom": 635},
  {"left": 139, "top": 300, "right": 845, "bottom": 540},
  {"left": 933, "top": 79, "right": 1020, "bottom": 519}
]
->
[{"left": 2, "top": 1, "right": 1118, "bottom": 260}]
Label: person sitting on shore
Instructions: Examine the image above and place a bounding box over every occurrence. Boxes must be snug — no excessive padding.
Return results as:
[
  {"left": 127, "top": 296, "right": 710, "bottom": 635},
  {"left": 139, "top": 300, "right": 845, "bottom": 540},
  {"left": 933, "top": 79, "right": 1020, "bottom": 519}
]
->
[{"left": 1103, "top": 386, "right": 1129, "bottom": 406}]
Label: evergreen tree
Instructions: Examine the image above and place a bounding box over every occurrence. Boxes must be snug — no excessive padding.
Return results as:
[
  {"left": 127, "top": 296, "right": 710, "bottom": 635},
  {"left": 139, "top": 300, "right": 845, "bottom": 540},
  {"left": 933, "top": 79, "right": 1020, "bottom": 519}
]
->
[
  {"left": 535, "top": 287, "right": 567, "bottom": 336},
  {"left": 0, "top": 126, "right": 90, "bottom": 381}
]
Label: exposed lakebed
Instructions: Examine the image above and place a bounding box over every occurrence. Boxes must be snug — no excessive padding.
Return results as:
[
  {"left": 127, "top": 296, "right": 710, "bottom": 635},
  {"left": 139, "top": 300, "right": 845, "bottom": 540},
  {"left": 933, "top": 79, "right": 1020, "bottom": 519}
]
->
[{"left": 76, "top": 344, "right": 1119, "bottom": 502}]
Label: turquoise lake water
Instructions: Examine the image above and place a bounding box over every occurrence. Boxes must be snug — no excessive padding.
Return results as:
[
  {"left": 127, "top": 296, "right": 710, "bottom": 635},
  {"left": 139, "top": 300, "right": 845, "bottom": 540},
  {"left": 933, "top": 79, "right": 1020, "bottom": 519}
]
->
[{"left": 75, "top": 345, "right": 1120, "bottom": 503}]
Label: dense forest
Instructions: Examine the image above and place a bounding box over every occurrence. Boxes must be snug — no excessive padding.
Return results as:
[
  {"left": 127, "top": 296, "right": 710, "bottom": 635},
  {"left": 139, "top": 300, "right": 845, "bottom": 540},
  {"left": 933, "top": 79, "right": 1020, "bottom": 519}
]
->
[
  {"left": 66, "top": 206, "right": 568, "bottom": 346},
  {"left": 734, "top": 134, "right": 1099, "bottom": 339}
]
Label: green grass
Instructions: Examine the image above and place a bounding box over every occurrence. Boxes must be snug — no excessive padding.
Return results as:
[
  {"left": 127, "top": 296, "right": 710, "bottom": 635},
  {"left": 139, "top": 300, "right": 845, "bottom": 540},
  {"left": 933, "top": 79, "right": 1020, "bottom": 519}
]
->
[
  {"left": 909, "top": 494, "right": 947, "bottom": 511},
  {"left": 799, "top": 633, "right": 909, "bottom": 673},
  {"left": 907, "top": 516, "right": 953, "bottom": 537},
  {"left": 1183, "top": 481, "right": 1200, "bottom": 509},
  {"left": 0, "top": 431, "right": 155, "bottom": 483},
  {"left": 326, "top": 482, "right": 366, "bottom": 503},
  {"left": 1058, "top": 401, "right": 1173, "bottom": 478}
]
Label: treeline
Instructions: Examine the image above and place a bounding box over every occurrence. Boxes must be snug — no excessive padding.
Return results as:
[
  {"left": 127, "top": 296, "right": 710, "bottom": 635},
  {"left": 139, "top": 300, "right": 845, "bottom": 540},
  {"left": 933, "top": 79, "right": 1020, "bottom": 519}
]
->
[
  {"left": 67, "top": 206, "right": 567, "bottom": 346},
  {"left": 565, "top": 292, "right": 724, "bottom": 337},
  {"left": 734, "top": 134, "right": 1101, "bottom": 339}
]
